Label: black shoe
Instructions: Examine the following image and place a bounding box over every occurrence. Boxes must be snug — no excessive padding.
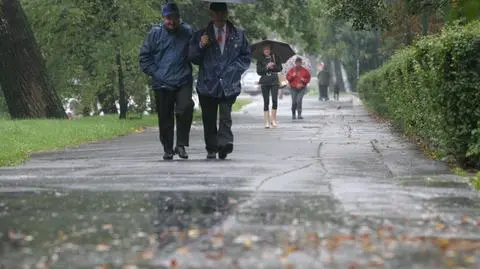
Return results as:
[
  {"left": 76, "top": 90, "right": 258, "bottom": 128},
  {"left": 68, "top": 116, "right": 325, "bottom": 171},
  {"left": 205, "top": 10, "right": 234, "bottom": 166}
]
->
[
  {"left": 292, "top": 114, "right": 296, "bottom": 120},
  {"left": 175, "top": 146, "right": 188, "bottom": 159},
  {"left": 163, "top": 152, "right": 174, "bottom": 160},
  {"left": 298, "top": 115, "right": 304, "bottom": 120},
  {"left": 218, "top": 143, "right": 233, "bottom": 160},
  {"left": 206, "top": 152, "right": 217, "bottom": 159}
]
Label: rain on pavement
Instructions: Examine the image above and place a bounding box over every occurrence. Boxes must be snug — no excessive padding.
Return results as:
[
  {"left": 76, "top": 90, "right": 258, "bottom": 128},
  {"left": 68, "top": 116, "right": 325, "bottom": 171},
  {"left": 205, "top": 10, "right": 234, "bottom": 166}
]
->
[{"left": 1, "top": 94, "right": 480, "bottom": 269}]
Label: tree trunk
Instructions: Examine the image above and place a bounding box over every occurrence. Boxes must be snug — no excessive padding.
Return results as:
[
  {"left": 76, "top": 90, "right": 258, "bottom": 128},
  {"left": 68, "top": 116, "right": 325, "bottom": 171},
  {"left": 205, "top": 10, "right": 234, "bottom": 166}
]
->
[
  {"left": 0, "top": 0, "right": 66, "bottom": 119},
  {"left": 116, "top": 48, "right": 127, "bottom": 119},
  {"left": 97, "top": 70, "right": 118, "bottom": 114},
  {"left": 334, "top": 58, "right": 345, "bottom": 92}
]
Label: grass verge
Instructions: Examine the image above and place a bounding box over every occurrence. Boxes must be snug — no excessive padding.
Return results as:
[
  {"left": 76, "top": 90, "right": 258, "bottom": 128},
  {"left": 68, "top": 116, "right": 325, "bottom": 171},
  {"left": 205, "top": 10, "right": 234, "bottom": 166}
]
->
[
  {"left": 0, "top": 115, "right": 162, "bottom": 167},
  {"left": 1, "top": 99, "right": 255, "bottom": 168},
  {"left": 232, "top": 98, "right": 252, "bottom": 112}
]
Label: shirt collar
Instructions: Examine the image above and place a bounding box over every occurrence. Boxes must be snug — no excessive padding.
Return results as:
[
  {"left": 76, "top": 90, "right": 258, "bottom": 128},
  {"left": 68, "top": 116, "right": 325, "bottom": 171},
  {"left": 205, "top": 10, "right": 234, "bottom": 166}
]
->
[{"left": 213, "top": 24, "right": 227, "bottom": 35}]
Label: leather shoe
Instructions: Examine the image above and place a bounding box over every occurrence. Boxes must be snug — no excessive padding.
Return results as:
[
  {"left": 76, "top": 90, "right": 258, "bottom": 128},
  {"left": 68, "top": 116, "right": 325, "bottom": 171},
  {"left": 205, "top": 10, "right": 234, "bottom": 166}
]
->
[
  {"left": 163, "top": 152, "right": 174, "bottom": 160},
  {"left": 218, "top": 143, "right": 233, "bottom": 160},
  {"left": 175, "top": 146, "right": 188, "bottom": 159},
  {"left": 206, "top": 152, "right": 216, "bottom": 159}
]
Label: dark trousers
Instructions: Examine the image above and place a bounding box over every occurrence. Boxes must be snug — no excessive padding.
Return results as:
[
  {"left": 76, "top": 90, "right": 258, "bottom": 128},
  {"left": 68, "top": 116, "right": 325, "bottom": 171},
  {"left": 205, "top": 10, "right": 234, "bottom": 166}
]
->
[
  {"left": 198, "top": 94, "right": 236, "bottom": 153},
  {"left": 289, "top": 88, "right": 306, "bottom": 114},
  {"left": 154, "top": 83, "right": 194, "bottom": 153},
  {"left": 319, "top": 84, "right": 329, "bottom": 100},
  {"left": 261, "top": 85, "right": 279, "bottom": 111}
]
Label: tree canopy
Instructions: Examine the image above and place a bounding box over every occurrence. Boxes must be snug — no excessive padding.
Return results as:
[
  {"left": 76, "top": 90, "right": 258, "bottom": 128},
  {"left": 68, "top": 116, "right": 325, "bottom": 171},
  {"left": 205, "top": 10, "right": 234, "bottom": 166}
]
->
[{"left": 0, "top": 0, "right": 476, "bottom": 117}]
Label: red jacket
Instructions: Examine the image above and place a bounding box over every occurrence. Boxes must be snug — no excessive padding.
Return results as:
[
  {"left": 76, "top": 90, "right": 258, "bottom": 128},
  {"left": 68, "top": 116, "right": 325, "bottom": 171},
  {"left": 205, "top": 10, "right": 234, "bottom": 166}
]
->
[{"left": 286, "top": 66, "right": 311, "bottom": 89}]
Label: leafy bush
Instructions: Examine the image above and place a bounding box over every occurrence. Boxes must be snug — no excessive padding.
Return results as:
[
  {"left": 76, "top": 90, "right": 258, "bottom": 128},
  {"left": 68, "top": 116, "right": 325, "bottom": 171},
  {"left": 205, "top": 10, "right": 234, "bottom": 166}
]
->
[{"left": 358, "top": 21, "right": 480, "bottom": 168}]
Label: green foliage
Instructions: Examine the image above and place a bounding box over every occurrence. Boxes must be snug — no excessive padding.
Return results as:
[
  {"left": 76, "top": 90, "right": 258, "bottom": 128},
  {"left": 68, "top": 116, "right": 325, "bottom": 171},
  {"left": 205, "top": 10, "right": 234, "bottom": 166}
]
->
[
  {"left": 471, "top": 171, "right": 480, "bottom": 190},
  {"left": 447, "top": 0, "right": 480, "bottom": 24},
  {"left": 22, "top": 0, "right": 159, "bottom": 112},
  {"left": 358, "top": 21, "right": 480, "bottom": 168},
  {"left": 323, "top": 0, "right": 389, "bottom": 30}
]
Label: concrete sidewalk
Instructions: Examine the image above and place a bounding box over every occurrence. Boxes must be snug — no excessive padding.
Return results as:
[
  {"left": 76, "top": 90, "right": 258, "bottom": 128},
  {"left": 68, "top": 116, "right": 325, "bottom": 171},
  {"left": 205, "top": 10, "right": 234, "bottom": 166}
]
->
[{"left": 0, "top": 94, "right": 479, "bottom": 269}]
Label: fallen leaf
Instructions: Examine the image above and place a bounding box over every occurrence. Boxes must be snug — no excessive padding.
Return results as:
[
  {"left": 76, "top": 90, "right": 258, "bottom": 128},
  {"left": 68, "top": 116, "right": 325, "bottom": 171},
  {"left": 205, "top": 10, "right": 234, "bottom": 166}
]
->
[
  {"left": 177, "top": 247, "right": 189, "bottom": 254},
  {"left": 206, "top": 250, "right": 224, "bottom": 260},
  {"left": 188, "top": 229, "right": 200, "bottom": 239},
  {"left": 148, "top": 233, "right": 157, "bottom": 246},
  {"left": 233, "top": 234, "right": 259, "bottom": 244},
  {"left": 35, "top": 256, "right": 49, "bottom": 269},
  {"left": 57, "top": 231, "right": 68, "bottom": 241},
  {"left": 243, "top": 239, "right": 252, "bottom": 250},
  {"left": 435, "top": 223, "right": 446, "bottom": 231},
  {"left": 434, "top": 238, "right": 450, "bottom": 252},
  {"left": 170, "top": 259, "right": 179, "bottom": 269},
  {"left": 283, "top": 242, "right": 297, "bottom": 256},
  {"left": 102, "top": 224, "right": 113, "bottom": 230},
  {"left": 96, "top": 265, "right": 110, "bottom": 269},
  {"left": 96, "top": 243, "right": 111, "bottom": 252},
  {"left": 228, "top": 197, "right": 238, "bottom": 204},
  {"left": 24, "top": 235, "right": 34, "bottom": 242},
  {"left": 383, "top": 252, "right": 395, "bottom": 259},
  {"left": 464, "top": 255, "right": 475, "bottom": 264},
  {"left": 369, "top": 255, "right": 384, "bottom": 266},
  {"left": 139, "top": 249, "right": 154, "bottom": 260},
  {"left": 211, "top": 234, "right": 224, "bottom": 249}
]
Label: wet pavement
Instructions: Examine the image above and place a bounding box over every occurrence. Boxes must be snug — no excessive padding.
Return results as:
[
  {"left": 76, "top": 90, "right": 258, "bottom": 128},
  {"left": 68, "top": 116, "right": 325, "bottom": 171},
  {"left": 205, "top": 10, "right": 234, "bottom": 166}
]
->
[{"left": 1, "top": 95, "right": 480, "bottom": 268}]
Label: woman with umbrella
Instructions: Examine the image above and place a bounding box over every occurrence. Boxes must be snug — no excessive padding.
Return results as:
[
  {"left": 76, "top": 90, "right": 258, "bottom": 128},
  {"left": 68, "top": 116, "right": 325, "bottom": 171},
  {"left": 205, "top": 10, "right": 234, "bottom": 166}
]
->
[
  {"left": 256, "top": 42, "right": 283, "bottom": 128},
  {"left": 251, "top": 39, "right": 295, "bottom": 128}
]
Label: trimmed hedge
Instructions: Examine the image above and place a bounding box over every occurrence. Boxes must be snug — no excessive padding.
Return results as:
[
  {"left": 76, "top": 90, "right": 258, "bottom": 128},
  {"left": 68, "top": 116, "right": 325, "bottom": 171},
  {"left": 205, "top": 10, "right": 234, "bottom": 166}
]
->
[{"left": 358, "top": 21, "right": 480, "bottom": 168}]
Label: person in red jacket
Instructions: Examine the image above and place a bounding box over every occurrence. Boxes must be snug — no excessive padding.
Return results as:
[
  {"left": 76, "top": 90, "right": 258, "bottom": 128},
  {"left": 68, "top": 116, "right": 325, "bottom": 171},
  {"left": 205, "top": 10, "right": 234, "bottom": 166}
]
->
[{"left": 286, "top": 57, "right": 311, "bottom": 119}]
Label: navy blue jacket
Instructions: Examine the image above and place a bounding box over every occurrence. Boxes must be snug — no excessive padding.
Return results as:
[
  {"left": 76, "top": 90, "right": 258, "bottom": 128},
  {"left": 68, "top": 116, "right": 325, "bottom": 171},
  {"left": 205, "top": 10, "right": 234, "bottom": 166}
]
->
[
  {"left": 189, "top": 21, "right": 251, "bottom": 98},
  {"left": 139, "top": 22, "right": 193, "bottom": 89}
]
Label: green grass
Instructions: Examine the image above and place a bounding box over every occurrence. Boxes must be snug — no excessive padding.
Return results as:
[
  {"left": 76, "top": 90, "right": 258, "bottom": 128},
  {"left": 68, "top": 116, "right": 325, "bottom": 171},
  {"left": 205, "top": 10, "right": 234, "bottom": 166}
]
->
[
  {"left": 451, "top": 167, "right": 480, "bottom": 191},
  {"left": 471, "top": 172, "right": 480, "bottom": 190},
  {"left": 0, "top": 115, "right": 162, "bottom": 167},
  {"left": 232, "top": 98, "right": 252, "bottom": 112},
  {"left": 0, "top": 99, "right": 253, "bottom": 168}
]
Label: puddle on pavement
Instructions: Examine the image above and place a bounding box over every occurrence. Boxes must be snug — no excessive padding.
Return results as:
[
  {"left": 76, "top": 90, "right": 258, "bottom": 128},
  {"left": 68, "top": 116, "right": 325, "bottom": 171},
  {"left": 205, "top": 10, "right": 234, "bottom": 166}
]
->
[
  {"left": 0, "top": 190, "right": 250, "bottom": 269},
  {"left": 1, "top": 190, "right": 480, "bottom": 268}
]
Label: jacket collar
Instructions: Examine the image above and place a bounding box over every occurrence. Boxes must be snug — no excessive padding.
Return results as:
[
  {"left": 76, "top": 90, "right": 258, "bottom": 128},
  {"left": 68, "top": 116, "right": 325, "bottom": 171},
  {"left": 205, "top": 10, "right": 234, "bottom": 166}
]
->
[{"left": 206, "top": 20, "right": 239, "bottom": 39}]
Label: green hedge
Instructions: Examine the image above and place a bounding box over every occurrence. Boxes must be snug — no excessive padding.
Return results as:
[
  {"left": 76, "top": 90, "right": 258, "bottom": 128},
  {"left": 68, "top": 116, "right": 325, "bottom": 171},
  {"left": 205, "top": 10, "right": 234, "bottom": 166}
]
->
[{"left": 358, "top": 21, "right": 480, "bottom": 168}]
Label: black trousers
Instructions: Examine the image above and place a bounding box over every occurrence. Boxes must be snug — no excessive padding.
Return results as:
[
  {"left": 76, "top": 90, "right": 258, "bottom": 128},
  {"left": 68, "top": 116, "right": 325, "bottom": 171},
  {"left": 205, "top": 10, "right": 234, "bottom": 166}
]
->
[
  {"left": 261, "top": 85, "right": 279, "bottom": 111},
  {"left": 154, "top": 83, "right": 194, "bottom": 153},
  {"left": 198, "top": 94, "right": 236, "bottom": 153},
  {"left": 319, "top": 84, "right": 329, "bottom": 100}
]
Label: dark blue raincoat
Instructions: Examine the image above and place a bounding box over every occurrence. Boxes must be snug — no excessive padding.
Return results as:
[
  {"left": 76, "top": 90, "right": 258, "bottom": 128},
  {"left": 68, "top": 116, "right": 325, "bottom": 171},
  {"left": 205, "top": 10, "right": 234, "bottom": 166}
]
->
[
  {"left": 189, "top": 21, "right": 251, "bottom": 98},
  {"left": 139, "top": 23, "right": 193, "bottom": 89}
]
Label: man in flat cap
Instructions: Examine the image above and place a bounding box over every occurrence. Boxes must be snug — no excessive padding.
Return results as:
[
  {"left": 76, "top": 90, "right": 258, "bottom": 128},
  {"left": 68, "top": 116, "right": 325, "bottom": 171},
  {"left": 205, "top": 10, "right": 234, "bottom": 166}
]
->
[
  {"left": 189, "top": 2, "right": 251, "bottom": 160},
  {"left": 139, "top": 3, "right": 195, "bottom": 160}
]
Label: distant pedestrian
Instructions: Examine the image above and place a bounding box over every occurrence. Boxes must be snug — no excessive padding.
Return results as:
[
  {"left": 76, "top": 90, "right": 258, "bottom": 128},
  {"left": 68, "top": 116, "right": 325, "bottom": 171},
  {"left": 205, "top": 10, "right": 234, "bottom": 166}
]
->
[
  {"left": 286, "top": 57, "right": 311, "bottom": 120},
  {"left": 256, "top": 43, "right": 282, "bottom": 128},
  {"left": 317, "top": 63, "right": 330, "bottom": 101},
  {"left": 189, "top": 2, "right": 251, "bottom": 160},
  {"left": 139, "top": 3, "right": 194, "bottom": 160}
]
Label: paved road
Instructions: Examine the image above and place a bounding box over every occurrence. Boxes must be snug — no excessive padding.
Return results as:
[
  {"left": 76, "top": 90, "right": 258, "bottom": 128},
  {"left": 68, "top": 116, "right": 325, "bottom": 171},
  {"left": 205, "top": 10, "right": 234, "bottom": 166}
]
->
[{"left": 1, "top": 95, "right": 479, "bottom": 269}]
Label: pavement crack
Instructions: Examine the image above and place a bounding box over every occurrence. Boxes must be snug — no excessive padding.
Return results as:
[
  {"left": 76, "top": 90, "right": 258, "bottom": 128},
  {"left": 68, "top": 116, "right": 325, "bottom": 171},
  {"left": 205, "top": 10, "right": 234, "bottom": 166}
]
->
[
  {"left": 254, "top": 162, "right": 316, "bottom": 192},
  {"left": 316, "top": 141, "right": 328, "bottom": 174},
  {"left": 370, "top": 139, "right": 395, "bottom": 178}
]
